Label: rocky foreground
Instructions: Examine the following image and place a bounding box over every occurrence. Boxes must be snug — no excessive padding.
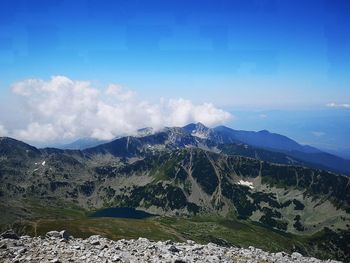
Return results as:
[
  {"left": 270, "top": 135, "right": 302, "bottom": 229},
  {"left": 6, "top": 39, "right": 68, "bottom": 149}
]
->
[{"left": 0, "top": 230, "right": 341, "bottom": 263}]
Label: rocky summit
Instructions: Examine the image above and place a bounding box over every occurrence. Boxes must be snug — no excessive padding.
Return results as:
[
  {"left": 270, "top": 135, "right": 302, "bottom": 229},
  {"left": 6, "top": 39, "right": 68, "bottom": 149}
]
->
[{"left": 0, "top": 230, "right": 341, "bottom": 263}]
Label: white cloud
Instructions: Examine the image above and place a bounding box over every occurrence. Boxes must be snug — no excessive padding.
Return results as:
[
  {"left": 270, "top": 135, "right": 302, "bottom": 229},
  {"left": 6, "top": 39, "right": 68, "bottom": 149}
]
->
[
  {"left": 0, "top": 125, "right": 8, "bottom": 137},
  {"left": 105, "top": 84, "right": 136, "bottom": 101},
  {"left": 14, "top": 122, "right": 58, "bottom": 142},
  {"left": 7, "top": 76, "right": 232, "bottom": 142},
  {"left": 326, "top": 102, "right": 350, "bottom": 108}
]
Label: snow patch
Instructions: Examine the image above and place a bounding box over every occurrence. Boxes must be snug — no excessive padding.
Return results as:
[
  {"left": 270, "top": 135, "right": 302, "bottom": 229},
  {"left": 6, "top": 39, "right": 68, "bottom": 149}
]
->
[
  {"left": 42, "top": 161, "right": 46, "bottom": 166},
  {"left": 237, "top": 180, "right": 254, "bottom": 189}
]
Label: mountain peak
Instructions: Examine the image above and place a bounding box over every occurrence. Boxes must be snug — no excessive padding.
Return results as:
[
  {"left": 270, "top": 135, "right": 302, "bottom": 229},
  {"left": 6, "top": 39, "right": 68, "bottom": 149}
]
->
[
  {"left": 183, "top": 122, "right": 208, "bottom": 132},
  {"left": 182, "top": 122, "right": 210, "bottom": 139},
  {"left": 195, "top": 122, "right": 208, "bottom": 129}
]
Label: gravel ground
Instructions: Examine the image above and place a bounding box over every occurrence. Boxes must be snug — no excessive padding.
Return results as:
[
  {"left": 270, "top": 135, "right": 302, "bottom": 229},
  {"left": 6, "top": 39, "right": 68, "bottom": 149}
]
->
[{"left": 0, "top": 230, "right": 342, "bottom": 263}]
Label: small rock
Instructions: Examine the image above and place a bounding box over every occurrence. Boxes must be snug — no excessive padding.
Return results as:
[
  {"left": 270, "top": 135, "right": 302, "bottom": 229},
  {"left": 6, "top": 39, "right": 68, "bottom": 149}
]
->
[
  {"left": 138, "top": 237, "right": 149, "bottom": 242},
  {"left": 17, "top": 248, "right": 27, "bottom": 254},
  {"left": 46, "top": 231, "right": 61, "bottom": 238},
  {"left": 0, "top": 242, "right": 7, "bottom": 249},
  {"left": 60, "top": 230, "right": 70, "bottom": 240},
  {"left": 191, "top": 245, "right": 203, "bottom": 251},
  {"left": 102, "top": 244, "right": 109, "bottom": 249},
  {"left": 291, "top": 252, "right": 303, "bottom": 259},
  {"left": 169, "top": 245, "right": 180, "bottom": 253},
  {"left": 112, "top": 254, "right": 121, "bottom": 261},
  {"left": 90, "top": 239, "right": 100, "bottom": 245},
  {"left": 186, "top": 240, "right": 195, "bottom": 245}
]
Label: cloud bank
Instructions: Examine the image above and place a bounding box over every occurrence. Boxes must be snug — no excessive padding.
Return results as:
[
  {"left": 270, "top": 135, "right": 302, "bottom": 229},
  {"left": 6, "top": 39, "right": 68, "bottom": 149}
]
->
[{"left": 6, "top": 76, "right": 231, "bottom": 142}]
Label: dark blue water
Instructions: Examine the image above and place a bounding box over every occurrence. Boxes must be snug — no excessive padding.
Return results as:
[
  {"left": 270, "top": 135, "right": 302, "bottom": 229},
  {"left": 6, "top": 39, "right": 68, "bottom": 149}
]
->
[{"left": 91, "top": 207, "right": 155, "bottom": 219}]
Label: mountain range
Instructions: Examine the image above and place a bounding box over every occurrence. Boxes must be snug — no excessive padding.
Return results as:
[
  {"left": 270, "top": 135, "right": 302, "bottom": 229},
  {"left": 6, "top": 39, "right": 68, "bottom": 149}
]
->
[
  {"left": 61, "top": 123, "right": 350, "bottom": 176},
  {"left": 0, "top": 123, "right": 349, "bottom": 261}
]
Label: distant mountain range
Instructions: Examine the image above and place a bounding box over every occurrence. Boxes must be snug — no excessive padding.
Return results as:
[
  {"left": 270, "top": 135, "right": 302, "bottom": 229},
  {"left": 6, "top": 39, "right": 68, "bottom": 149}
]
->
[
  {"left": 58, "top": 127, "right": 156, "bottom": 150},
  {"left": 60, "top": 137, "right": 109, "bottom": 150}
]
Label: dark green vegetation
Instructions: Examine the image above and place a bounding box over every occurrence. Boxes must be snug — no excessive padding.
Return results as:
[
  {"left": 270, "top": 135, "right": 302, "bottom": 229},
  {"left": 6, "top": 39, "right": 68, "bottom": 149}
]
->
[
  {"left": 115, "top": 182, "right": 200, "bottom": 213},
  {"left": 1, "top": 123, "right": 350, "bottom": 262},
  {"left": 191, "top": 150, "right": 218, "bottom": 195}
]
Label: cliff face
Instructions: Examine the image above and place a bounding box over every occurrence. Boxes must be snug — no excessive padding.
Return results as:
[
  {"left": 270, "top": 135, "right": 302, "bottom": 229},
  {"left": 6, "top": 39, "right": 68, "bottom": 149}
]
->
[{"left": 0, "top": 230, "right": 342, "bottom": 263}]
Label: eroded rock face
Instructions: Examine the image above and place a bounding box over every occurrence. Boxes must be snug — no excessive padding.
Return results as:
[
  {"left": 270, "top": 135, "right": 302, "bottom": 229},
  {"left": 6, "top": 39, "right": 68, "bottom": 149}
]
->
[{"left": 0, "top": 230, "right": 342, "bottom": 263}]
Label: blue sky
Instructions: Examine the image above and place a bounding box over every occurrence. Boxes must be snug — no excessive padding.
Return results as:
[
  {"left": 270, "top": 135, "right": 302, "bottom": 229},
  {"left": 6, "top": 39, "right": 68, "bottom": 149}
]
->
[
  {"left": 1, "top": 0, "right": 349, "bottom": 105},
  {"left": 0, "top": 0, "right": 349, "bottom": 155}
]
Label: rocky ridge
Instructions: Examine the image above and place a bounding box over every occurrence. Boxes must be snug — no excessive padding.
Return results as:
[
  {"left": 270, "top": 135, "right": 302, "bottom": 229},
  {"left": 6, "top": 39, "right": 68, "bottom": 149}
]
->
[{"left": 0, "top": 230, "right": 342, "bottom": 263}]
